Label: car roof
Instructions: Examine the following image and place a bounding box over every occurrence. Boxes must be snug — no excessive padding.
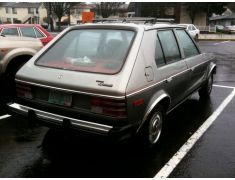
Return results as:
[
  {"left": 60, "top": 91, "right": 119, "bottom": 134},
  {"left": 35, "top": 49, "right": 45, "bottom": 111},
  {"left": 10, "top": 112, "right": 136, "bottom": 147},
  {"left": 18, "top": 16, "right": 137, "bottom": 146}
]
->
[
  {"left": 0, "top": 24, "right": 41, "bottom": 28},
  {"left": 68, "top": 23, "right": 184, "bottom": 31},
  {"left": 178, "top": 24, "right": 192, "bottom": 26}
]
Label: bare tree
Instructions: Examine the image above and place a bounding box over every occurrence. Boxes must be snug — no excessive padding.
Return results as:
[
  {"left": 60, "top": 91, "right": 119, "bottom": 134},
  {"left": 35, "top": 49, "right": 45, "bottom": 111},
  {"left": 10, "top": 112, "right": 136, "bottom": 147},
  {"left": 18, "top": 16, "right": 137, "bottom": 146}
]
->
[
  {"left": 185, "top": 2, "right": 227, "bottom": 24},
  {"left": 51, "top": 2, "right": 70, "bottom": 31},
  {"left": 96, "top": 2, "right": 125, "bottom": 18},
  {"left": 43, "top": 2, "right": 54, "bottom": 31},
  {"left": 67, "top": 2, "right": 80, "bottom": 25},
  {"left": 227, "top": 2, "right": 235, "bottom": 12}
]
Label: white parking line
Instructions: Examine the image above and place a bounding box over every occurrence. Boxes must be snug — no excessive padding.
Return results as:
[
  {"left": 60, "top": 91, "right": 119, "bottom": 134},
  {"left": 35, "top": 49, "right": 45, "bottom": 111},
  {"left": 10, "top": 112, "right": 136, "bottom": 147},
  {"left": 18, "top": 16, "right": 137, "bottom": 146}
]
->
[
  {"left": 0, "top": 114, "right": 11, "bottom": 120},
  {"left": 155, "top": 88, "right": 235, "bottom": 178},
  {"left": 213, "top": 41, "right": 230, "bottom": 46},
  {"left": 213, "top": 84, "right": 235, "bottom": 89}
]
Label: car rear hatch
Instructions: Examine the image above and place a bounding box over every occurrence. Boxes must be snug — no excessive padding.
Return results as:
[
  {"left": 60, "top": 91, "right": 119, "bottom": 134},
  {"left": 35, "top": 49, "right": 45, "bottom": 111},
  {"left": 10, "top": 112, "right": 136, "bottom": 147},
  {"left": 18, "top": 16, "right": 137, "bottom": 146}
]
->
[{"left": 13, "top": 25, "right": 144, "bottom": 124}]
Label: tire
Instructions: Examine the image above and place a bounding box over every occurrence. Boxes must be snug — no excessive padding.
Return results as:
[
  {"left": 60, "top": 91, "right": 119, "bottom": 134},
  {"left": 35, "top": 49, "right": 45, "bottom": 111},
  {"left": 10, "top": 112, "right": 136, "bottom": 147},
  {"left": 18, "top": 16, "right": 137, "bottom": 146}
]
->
[
  {"left": 41, "top": 129, "right": 67, "bottom": 160},
  {"left": 139, "top": 105, "right": 164, "bottom": 148},
  {"left": 199, "top": 74, "right": 213, "bottom": 98},
  {"left": 195, "top": 34, "right": 199, "bottom": 41},
  {"left": 2, "top": 58, "right": 29, "bottom": 102}
]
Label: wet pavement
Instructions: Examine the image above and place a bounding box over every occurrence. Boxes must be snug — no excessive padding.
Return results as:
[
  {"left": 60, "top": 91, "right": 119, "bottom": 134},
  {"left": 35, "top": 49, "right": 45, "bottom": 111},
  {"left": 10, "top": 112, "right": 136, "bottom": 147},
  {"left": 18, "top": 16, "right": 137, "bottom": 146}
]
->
[
  {"left": 170, "top": 92, "right": 235, "bottom": 178},
  {"left": 0, "top": 41, "right": 235, "bottom": 177}
]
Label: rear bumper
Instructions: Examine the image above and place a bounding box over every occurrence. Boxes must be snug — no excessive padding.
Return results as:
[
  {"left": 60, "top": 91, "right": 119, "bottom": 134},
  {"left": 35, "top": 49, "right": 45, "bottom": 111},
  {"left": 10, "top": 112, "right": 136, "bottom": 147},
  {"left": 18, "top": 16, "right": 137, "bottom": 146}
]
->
[
  {"left": 8, "top": 102, "right": 112, "bottom": 133},
  {"left": 7, "top": 102, "right": 135, "bottom": 141}
]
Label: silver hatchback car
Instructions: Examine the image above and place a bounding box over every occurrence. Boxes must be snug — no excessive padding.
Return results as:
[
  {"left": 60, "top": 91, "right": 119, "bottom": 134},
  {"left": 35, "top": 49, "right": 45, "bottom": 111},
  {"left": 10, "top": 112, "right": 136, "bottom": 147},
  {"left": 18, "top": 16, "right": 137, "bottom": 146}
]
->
[{"left": 8, "top": 23, "right": 216, "bottom": 147}]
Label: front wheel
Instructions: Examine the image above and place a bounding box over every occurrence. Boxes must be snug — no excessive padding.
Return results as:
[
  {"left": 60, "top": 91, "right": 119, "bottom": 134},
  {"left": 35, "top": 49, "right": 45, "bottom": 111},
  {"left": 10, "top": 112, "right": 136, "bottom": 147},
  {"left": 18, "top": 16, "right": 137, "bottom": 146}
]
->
[{"left": 199, "top": 74, "right": 213, "bottom": 98}]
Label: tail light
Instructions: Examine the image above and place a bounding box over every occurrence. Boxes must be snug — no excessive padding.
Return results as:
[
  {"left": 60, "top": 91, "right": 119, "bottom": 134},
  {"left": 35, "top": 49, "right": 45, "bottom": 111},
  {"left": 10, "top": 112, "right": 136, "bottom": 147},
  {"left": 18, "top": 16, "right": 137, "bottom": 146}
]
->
[
  {"left": 16, "top": 83, "right": 33, "bottom": 99},
  {"left": 91, "top": 97, "right": 126, "bottom": 117}
]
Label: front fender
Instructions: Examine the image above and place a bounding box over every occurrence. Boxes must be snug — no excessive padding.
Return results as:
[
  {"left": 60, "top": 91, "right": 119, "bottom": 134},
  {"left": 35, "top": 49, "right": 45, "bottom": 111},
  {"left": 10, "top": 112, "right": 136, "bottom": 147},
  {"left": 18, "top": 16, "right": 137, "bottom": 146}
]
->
[{"left": 208, "top": 62, "right": 216, "bottom": 77}]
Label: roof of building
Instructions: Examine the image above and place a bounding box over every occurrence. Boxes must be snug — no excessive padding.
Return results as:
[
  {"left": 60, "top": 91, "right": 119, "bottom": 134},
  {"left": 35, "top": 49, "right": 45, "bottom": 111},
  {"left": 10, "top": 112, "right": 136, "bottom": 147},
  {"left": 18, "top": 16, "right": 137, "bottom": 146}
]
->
[
  {"left": 210, "top": 13, "right": 235, "bottom": 21},
  {"left": 0, "top": 2, "right": 41, "bottom": 8}
]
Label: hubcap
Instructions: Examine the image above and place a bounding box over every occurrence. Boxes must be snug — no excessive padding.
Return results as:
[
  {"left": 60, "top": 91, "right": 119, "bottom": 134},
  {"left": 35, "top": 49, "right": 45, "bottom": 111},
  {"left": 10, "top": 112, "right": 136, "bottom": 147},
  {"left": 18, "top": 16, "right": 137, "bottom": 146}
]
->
[{"left": 149, "top": 113, "right": 162, "bottom": 145}]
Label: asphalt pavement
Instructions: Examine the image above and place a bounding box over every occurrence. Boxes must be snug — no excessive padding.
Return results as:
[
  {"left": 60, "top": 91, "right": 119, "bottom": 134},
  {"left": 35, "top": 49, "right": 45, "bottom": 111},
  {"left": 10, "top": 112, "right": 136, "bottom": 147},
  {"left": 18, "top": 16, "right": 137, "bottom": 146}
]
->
[{"left": 0, "top": 41, "right": 235, "bottom": 177}]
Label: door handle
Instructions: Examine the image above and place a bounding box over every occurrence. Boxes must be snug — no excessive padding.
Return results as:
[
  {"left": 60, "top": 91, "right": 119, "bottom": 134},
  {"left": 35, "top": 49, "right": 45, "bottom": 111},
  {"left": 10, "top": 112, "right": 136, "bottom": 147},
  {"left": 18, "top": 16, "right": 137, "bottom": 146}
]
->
[{"left": 166, "top": 77, "right": 173, "bottom": 83}]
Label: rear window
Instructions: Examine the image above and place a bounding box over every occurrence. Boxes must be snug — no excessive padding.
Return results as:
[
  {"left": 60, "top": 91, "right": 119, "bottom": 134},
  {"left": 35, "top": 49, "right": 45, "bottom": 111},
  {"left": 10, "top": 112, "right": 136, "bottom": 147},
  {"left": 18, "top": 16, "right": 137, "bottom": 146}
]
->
[{"left": 36, "top": 29, "right": 135, "bottom": 74}]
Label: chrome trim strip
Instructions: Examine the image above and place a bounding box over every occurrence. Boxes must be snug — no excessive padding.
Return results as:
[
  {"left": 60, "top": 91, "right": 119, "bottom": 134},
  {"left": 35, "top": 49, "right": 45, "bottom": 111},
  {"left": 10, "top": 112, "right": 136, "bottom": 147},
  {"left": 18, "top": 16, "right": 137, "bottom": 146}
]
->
[
  {"left": 127, "top": 80, "right": 165, "bottom": 97},
  {"left": 16, "top": 60, "right": 210, "bottom": 99},
  {"left": 127, "top": 60, "right": 210, "bottom": 97},
  {"left": 15, "top": 79, "right": 126, "bottom": 100},
  {"left": 170, "top": 68, "right": 190, "bottom": 79},
  {"left": 8, "top": 103, "right": 113, "bottom": 134},
  {"left": 190, "top": 59, "right": 210, "bottom": 70},
  {"left": 127, "top": 69, "right": 190, "bottom": 97}
]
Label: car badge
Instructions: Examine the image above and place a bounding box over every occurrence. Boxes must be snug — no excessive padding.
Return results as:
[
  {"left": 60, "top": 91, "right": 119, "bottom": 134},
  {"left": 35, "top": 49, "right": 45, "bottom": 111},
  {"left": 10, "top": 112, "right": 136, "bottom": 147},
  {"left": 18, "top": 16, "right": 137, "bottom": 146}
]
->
[
  {"left": 96, "top": 80, "right": 113, "bottom": 87},
  {"left": 57, "top": 74, "right": 63, "bottom": 79}
]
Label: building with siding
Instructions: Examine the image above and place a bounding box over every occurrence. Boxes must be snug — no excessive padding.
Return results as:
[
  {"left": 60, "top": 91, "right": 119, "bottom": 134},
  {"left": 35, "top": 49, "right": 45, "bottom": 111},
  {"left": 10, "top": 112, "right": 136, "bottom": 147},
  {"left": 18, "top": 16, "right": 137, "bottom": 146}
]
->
[{"left": 0, "top": 2, "right": 47, "bottom": 24}]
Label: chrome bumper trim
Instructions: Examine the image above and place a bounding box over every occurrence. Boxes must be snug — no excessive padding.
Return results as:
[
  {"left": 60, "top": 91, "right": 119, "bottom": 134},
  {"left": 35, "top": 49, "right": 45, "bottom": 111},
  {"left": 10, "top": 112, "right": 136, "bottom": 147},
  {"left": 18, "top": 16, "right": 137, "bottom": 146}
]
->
[{"left": 8, "top": 103, "right": 113, "bottom": 134}]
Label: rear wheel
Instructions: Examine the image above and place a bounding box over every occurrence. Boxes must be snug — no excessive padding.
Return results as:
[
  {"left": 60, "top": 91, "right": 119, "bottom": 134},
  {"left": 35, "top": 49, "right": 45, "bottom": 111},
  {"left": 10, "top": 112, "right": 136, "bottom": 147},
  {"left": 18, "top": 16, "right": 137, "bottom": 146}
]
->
[
  {"left": 139, "top": 105, "right": 164, "bottom": 148},
  {"left": 199, "top": 74, "right": 213, "bottom": 98}
]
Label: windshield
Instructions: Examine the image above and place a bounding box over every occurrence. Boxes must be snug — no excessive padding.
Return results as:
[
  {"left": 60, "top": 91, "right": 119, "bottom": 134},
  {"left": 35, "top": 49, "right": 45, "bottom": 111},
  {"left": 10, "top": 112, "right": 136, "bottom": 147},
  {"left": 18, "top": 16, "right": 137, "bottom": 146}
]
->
[{"left": 36, "top": 29, "right": 135, "bottom": 74}]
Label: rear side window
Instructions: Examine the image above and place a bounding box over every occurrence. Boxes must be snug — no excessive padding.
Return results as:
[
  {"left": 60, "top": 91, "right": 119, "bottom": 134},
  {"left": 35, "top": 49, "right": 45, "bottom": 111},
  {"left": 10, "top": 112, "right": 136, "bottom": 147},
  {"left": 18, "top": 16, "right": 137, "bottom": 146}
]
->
[
  {"left": 34, "top": 28, "right": 44, "bottom": 38},
  {"left": 36, "top": 29, "right": 135, "bottom": 74},
  {"left": 2, "top": 28, "right": 19, "bottom": 36},
  {"left": 158, "top": 30, "right": 181, "bottom": 63},
  {"left": 21, "top": 27, "right": 36, "bottom": 38},
  {"left": 155, "top": 35, "right": 165, "bottom": 66},
  {"left": 176, "top": 29, "right": 199, "bottom": 58}
]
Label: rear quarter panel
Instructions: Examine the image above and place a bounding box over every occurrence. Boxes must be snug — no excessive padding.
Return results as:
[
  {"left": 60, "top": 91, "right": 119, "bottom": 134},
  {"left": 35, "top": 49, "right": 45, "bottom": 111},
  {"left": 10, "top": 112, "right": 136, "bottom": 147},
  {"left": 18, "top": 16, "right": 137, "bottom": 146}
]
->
[{"left": 126, "top": 30, "right": 165, "bottom": 127}]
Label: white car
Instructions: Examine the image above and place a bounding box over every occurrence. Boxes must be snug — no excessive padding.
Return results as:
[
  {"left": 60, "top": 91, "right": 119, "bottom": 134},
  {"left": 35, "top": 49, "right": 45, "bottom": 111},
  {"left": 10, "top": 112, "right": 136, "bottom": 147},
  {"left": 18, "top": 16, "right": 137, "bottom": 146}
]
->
[
  {"left": 224, "top": 25, "right": 235, "bottom": 33},
  {"left": 178, "top": 24, "right": 200, "bottom": 40},
  {"left": 0, "top": 35, "right": 43, "bottom": 101}
]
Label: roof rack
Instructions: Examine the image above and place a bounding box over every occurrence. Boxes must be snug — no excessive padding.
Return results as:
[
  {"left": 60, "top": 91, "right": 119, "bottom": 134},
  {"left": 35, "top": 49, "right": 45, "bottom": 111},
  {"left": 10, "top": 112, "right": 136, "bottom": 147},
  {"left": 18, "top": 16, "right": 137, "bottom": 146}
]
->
[
  {"left": 77, "top": 17, "right": 175, "bottom": 25},
  {"left": 91, "top": 17, "right": 175, "bottom": 25}
]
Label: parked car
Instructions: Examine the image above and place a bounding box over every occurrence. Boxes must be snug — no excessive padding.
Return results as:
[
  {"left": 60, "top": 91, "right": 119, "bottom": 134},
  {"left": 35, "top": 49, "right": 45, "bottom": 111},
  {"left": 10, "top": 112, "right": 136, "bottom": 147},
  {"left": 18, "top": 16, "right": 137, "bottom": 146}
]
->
[
  {"left": 224, "top": 25, "right": 235, "bottom": 34},
  {"left": 8, "top": 23, "right": 216, "bottom": 147},
  {"left": 215, "top": 25, "right": 224, "bottom": 31},
  {"left": 178, "top": 24, "right": 200, "bottom": 40},
  {"left": 0, "top": 35, "right": 43, "bottom": 101},
  {"left": 0, "top": 24, "right": 54, "bottom": 45}
]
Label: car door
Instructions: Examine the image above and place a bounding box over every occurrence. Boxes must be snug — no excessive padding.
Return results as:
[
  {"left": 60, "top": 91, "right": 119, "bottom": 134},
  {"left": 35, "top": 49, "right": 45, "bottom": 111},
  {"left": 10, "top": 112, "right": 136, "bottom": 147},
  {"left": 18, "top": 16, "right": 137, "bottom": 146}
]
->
[
  {"left": 175, "top": 29, "right": 208, "bottom": 93},
  {"left": 156, "top": 29, "right": 190, "bottom": 108}
]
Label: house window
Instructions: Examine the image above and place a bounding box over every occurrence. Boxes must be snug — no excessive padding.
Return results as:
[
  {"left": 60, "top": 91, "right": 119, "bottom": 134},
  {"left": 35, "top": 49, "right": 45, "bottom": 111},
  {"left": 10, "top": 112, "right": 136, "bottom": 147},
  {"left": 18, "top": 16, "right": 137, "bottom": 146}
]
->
[
  {"left": 28, "top": 8, "right": 34, "bottom": 14},
  {"left": 232, "top": 20, "right": 235, "bottom": 26},
  {"left": 6, "top": 18, "right": 11, "bottom": 23},
  {"left": 5, "top": 7, "right": 11, "bottom": 14},
  {"left": 12, "top": 8, "right": 17, "bottom": 14}
]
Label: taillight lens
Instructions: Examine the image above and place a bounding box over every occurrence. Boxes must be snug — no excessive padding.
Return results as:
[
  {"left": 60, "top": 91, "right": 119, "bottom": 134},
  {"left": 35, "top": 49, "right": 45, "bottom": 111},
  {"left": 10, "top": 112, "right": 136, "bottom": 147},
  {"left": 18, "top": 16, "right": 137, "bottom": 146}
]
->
[
  {"left": 16, "top": 83, "right": 33, "bottom": 99},
  {"left": 91, "top": 97, "right": 126, "bottom": 117}
]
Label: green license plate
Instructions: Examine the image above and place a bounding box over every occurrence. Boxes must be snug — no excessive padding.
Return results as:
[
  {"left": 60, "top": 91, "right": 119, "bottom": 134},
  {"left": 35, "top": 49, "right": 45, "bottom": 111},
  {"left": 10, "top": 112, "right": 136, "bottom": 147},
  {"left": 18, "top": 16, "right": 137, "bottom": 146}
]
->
[{"left": 48, "top": 90, "right": 72, "bottom": 107}]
